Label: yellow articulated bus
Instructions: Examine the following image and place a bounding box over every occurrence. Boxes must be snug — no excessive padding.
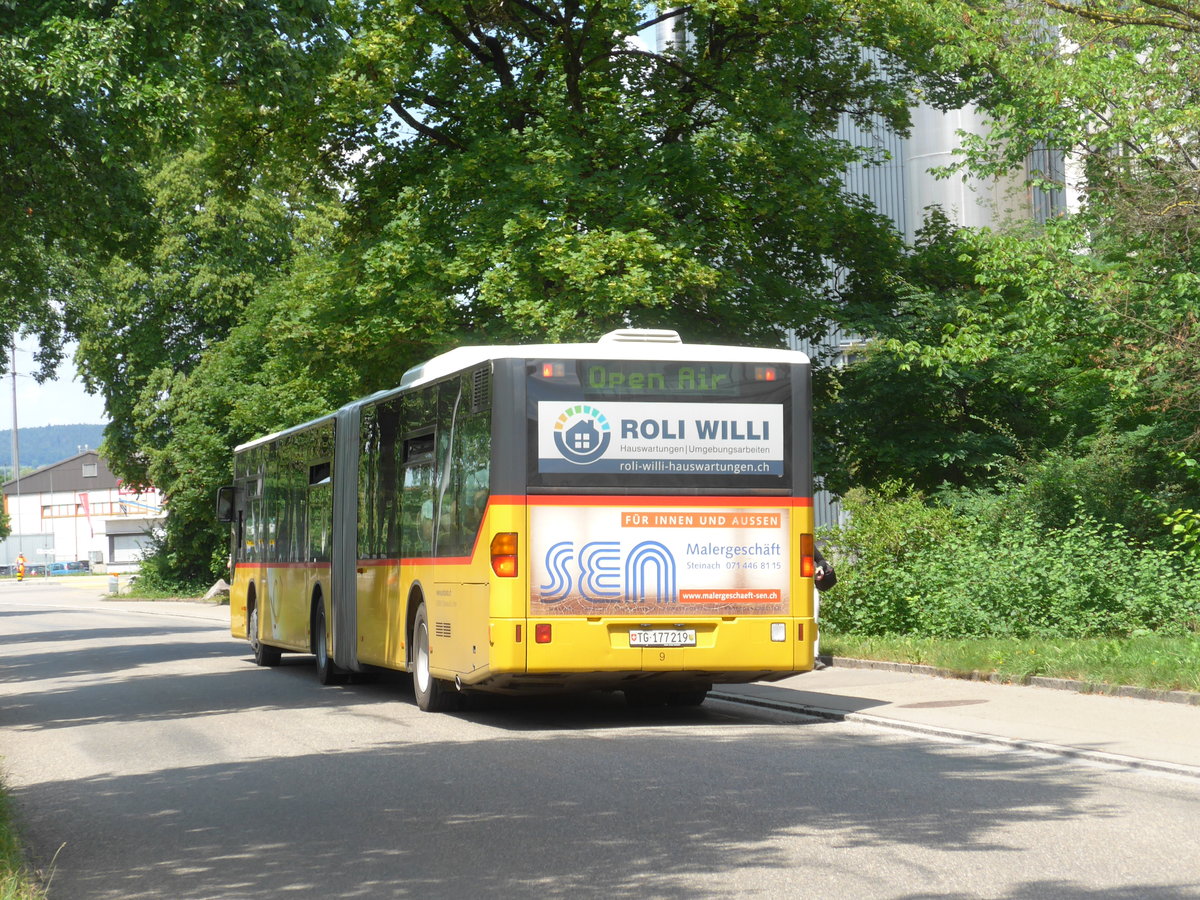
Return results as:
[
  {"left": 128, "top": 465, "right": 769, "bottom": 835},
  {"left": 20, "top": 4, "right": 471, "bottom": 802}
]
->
[{"left": 217, "top": 329, "right": 817, "bottom": 711}]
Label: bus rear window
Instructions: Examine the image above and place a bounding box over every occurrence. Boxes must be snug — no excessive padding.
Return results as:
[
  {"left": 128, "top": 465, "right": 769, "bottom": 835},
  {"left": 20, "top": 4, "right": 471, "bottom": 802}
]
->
[{"left": 526, "top": 359, "right": 795, "bottom": 492}]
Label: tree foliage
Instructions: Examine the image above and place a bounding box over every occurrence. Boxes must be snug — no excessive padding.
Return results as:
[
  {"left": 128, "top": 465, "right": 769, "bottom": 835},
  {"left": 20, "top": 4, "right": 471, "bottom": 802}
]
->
[
  {"left": 820, "top": 0, "right": 1200, "bottom": 504},
  {"left": 70, "top": 147, "right": 330, "bottom": 487},
  {"left": 821, "top": 483, "right": 1200, "bottom": 638},
  {"left": 54, "top": 0, "right": 978, "bottom": 581},
  {"left": 240, "top": 0, "right": 956, "bottom": 352},
  {"left": 123, "top": 202, "right": 352, "bottom": 580},
  {"left": 26, "top": 0, "right": 1200, "bottom": 585},
  {"left": 0, "top": 0, "right": 336, "bottom": 373},
  {"left": 824, "top": 215, "right": 1105, "bottom": 492},
  {"left": 900, "top": 0, "right": 1200, "bottom": 450}
]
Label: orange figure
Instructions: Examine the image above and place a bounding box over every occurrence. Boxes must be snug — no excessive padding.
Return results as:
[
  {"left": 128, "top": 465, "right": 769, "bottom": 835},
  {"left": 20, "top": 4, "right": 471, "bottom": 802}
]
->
[{"left": 16, "top": 552, "right": 26, "bottom": 581}]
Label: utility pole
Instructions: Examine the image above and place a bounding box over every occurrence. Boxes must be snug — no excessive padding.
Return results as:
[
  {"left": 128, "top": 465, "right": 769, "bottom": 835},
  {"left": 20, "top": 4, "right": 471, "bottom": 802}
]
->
[{"left": 10, "top": 341, "right": 21, "bottom": 558}]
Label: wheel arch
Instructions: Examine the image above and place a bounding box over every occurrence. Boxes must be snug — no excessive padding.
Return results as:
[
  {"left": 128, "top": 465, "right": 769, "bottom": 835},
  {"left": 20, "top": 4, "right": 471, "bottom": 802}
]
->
[
  {"left": 405, "top": 581, "right": 426, "bottom": 669},
  {"left": 245, "top": 581, "right": 258, "bottom": 629},
  {"left": 309, "top": 584, "right": 326, "bottom": 655}
]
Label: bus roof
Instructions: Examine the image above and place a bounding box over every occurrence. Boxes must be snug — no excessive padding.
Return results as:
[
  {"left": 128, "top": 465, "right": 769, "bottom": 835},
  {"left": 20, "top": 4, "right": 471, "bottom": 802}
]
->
[
  {"left": 235, "top": 331, "right": 810, "bottom": 453},
  {"left": 398, "top": 330, "right": 810, "bottom": 391},
  {"left": 234, "top": 410, "right": 339, "bottom": 454}
]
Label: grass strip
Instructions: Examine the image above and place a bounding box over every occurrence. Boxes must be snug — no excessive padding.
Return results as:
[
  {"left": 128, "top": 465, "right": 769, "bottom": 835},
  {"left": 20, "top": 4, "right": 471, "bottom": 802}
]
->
[
  {"left": 822, "top": 633, "right": 1200, "bottom": 695},
  {"left": 0, "top": 785, "right": 44, "bottom": 900}
]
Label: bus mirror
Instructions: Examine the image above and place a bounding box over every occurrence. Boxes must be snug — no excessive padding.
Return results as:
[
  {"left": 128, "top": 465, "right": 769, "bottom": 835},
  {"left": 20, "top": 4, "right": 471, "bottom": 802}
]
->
[{"left": 215, "top": 485, "right": 237, "bottom": 524}]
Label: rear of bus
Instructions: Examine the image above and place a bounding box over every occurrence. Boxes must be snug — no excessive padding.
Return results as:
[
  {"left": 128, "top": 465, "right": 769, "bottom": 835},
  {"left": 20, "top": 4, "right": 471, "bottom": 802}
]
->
[{"left": 489, "top": 334, "right": 814, "bottom": 702}]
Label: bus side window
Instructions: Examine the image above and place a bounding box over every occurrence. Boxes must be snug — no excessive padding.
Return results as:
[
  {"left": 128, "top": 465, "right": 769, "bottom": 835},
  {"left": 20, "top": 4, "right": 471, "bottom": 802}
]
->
[
  {"left": 378, "top": 399, "right": 402, "bottom": 559},
  {"left": 401, "top": 431, "right": 436, "bottom": 558},
  {"left": 432, "top": 427, "right": 453, "bottom": 555},
  {"left": 263, "top": 444, "right": 279, "bottom": 563},
  {"left": 359, "top": 405, "right": 380, "bottom": 559},
  {"left": 439, "top": 410, "right": 490, "bottom": 557},
  {"left": 242, "top": 449, "right": 264, "bottom": 563}
]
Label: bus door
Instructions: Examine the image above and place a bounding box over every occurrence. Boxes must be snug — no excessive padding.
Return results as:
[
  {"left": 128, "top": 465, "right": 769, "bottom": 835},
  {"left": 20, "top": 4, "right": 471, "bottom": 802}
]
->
[{"left": 429, "top": 375, "right": 492, "bottom": 679}]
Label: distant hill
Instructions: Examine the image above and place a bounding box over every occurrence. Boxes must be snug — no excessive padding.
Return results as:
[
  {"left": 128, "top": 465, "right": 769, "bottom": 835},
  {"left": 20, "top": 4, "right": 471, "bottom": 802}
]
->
[{"left": 0, "top": 424, "right": 107, "bottom": 472}]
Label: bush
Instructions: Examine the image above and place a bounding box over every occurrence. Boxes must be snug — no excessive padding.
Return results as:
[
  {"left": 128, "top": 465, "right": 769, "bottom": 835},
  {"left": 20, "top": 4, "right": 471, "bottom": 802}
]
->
[
  {"left": 820, "top": 483, "right": 1200, "bottom": 639},
  {"left": 130, "top": 535, "right": 219, "bottom": 598},
  {"left": 996, "top": 431, "right": 1186, "bottom": 545},
  {"left": 818, "top": 481, "right": 961, "bottom": 634}
]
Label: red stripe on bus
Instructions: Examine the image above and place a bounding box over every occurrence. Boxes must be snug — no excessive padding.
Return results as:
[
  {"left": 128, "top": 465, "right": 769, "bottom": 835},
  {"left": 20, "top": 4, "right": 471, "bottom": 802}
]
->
[
  {"left": 354, "top": 556, "right": 479, "bottom": 567},
  {"left": 237, "top": 558, "right": 477, "bottom": 570},
  {"left": 487, "top": 494, "right": 527, "bottom": 505},
  {"left": 232, "top": 562, "right": 331, "bottom": 571}
]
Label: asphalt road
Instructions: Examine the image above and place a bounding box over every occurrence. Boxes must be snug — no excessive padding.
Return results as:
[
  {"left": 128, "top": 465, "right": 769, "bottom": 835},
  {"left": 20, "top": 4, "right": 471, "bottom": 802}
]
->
[{"left": 3, "top": 580, "right": 1200, "bottom": 899}]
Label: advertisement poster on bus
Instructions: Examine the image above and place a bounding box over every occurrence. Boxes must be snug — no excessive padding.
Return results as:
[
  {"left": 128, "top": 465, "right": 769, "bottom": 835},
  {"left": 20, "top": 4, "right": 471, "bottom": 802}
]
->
[
  {"left": 537, "top": 401, "right": 785, "bottom": 476},
  {"left": 530, "top": 504, "right": 792, "bottom": 616}
]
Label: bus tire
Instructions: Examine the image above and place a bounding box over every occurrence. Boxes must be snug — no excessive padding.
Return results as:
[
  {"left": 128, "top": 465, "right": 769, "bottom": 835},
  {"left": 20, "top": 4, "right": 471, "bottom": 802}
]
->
[
  {"left": 412, "top": 604, "right": 454, "bottom": 712},
  {"left": 248, "top": 602, "right": 281, "bottom": 667},
  {"left": 313, "top": 599, "right": 342, "bottom": 685}
]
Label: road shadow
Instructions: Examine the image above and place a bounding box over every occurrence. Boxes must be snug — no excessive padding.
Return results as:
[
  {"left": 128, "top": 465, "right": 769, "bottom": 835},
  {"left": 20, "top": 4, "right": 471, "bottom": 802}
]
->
[
  {"left": 1, "top": 633, "right": 246, "bottom": 685},
  {"left": 16, "top": 715, "right": 1184, "bottom": 900},
  {"left": 7, "top": 603, "right": 1200, "bottom": 898},
  {"left": 715, "top": 680, "right": 891, "bottom": 714},
  {"left": 0, "top": 623, "right": 216, "bottom": 647}
]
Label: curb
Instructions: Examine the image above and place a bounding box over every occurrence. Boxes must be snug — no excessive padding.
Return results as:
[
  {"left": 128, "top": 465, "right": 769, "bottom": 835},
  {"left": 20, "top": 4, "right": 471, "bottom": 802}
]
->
[
  {"left": 821, "top": 656, "right": 1200, "bottom": 707},
  {"left": 709, "top": 689, "right": 1200, "bottom": 781}
]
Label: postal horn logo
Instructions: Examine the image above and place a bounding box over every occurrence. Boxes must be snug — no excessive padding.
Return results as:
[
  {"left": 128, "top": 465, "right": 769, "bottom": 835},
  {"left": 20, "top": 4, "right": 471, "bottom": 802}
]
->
[{"left": 552, "top": 404, "right": 612, "bottom": 465}]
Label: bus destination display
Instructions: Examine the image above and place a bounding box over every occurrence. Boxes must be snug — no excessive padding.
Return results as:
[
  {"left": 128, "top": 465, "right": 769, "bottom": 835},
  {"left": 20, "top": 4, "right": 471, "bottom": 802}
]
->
[{"left": 540, "top": 359, "right": 783, "bottom": 397}]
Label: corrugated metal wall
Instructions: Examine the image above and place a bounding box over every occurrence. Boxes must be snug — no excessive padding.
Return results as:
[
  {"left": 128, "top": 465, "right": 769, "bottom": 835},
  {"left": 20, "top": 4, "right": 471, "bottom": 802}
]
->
[{"left": 838, "top": 110, "right": 911, "bottom": 240}]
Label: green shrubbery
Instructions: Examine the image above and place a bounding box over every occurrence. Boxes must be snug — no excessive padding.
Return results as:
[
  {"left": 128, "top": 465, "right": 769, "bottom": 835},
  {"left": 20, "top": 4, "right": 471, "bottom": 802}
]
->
[
  {"left": 820, "top": 481, "right": 1200, "bottom": 639},
  {"left": 129, "top": 537, "right": 220, "bottom": 599}
]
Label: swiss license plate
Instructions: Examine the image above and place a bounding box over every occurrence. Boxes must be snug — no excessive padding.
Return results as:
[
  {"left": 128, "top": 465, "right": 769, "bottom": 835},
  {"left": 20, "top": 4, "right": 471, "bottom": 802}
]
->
[{"left": 629, "top": 629, "right": 697, "bottom": 648}]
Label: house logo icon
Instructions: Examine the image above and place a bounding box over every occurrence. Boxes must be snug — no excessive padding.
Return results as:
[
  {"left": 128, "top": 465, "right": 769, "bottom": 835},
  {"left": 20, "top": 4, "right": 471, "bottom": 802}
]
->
[{"left": 552, "top": 405, "right": 612, "bottom": 465}]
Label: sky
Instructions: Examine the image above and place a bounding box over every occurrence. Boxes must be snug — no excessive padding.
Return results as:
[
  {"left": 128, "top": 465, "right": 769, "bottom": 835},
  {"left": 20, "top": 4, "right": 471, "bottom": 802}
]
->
[{"left": 4, "top": 338, "right": 108, "bottom": 430}]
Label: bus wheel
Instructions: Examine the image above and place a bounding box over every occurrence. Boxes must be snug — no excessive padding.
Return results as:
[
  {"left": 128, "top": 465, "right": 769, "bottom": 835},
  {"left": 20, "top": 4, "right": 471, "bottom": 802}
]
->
[
  {"left": 248, "top": 604, "right": 281, "bottom": 667},
  {"left": 412, "top": 604, "right": 454, "bottom": 712},
  {"left": 314, "top": 601, "right": 342, "bottom": 685}
]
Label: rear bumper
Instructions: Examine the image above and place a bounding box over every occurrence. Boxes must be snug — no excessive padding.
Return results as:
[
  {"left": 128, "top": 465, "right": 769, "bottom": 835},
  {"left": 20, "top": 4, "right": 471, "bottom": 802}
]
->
[{"left": 455, "top": 615, "right": 815, "bottom": 692}]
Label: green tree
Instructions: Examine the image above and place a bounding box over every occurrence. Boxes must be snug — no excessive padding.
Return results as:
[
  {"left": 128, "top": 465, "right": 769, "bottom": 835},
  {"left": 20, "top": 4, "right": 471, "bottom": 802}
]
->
[
  {"left": 84, "top": 0, "right": 990, "bottom": 582},
  {"left": 61, "top": 147, "right": 347, "bottom": 582},
  {"left": 817, "top": 0, "right": 1200, "bottom": 548},
  {"left": 824, "top": 216, "right": 1106, "bottom": 492},
  {"left": 0, "top": 0, "right": 337, "bottom": 374},
  {"left": 217, "top": 0, "right": 977, "bottom": 353},
  {"left": 69, "top": 147, "right": 329, "bottom": 486},
  {"left": 129, "top": 201, "right": 352, "bottom": 582},
  {"left": 18, "top": 0, "right": 995, "bottom": 582},
  {"left": 904, "top": 0, "right": 1200, "bottom": 451}
]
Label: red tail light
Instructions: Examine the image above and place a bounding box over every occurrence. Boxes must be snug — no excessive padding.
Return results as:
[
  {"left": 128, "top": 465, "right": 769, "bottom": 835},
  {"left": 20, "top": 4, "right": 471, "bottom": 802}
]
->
[
  {"left": 799, "top": 533, "right": 815, "bottom": 578},
  {"left": 491, "top": 532, "right": 518, "bottom": 577},
  {"left": 535, "top": 623, "right": 552, "bottom": 643}
]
